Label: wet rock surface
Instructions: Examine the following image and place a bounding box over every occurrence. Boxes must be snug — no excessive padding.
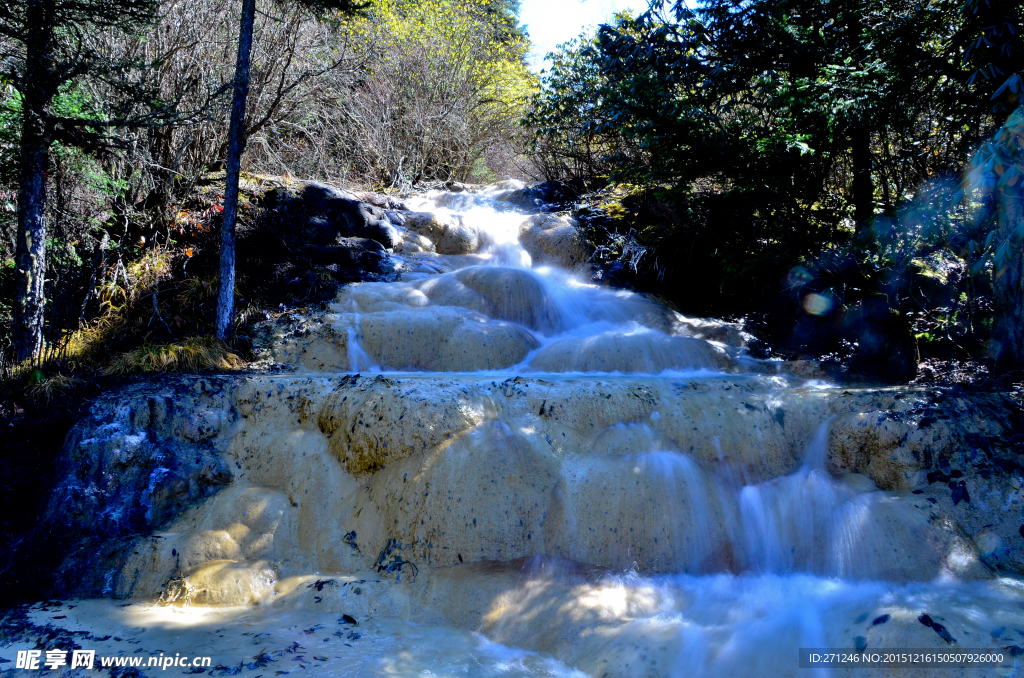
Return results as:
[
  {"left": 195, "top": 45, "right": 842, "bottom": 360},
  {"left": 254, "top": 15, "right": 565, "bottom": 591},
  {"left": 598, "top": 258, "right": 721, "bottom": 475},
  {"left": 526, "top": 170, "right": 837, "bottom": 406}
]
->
[
  {"left": 39, "top": 378, "right": 238, "bottom": 597},
  {"left": 400, "top": 212, "right": 483, "bottom": 255},
  {"left": 264, "top": 264, "right": 743, "bottom": 374},
  {"left": 23, "top": 373, "right": 1023, "bottom": 605},
  {"left": 7, "top": 374, "right": 1023, "bottom": 678},
  {"left": 827, "top": 389, "right": 1022, "bottom": 489},
  {"left": 518, "top": 214, "right": 590, "bottom": 269},
  {"left": 825, "top": 388, "right": 1024, "bottom": 572},
  {"left": 6, "top": 568, "right": 1024, "bottom": 678}
]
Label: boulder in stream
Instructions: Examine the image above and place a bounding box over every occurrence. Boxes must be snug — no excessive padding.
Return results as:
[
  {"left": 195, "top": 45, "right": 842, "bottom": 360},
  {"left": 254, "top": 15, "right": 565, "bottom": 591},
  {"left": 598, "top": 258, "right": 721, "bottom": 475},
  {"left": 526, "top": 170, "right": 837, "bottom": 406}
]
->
[
  {"left": 262, "top": 181, "right": 400, "bottom": 249},
  {"left": 402, "top": 212, "right": 483, "bottom": 255},
  {"left": 518, "top": 214, "right": 589, "bottom": 269}
]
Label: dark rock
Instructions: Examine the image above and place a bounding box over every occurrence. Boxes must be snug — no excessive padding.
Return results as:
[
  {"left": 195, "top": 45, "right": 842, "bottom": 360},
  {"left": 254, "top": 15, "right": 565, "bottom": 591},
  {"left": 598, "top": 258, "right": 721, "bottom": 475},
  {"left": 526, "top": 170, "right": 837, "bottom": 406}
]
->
[
  {"left": 844, "top": 294, "right": 918, "bottom": 383},
  {"left": 263, "top": 182, "right": 400, "bottom": 248},
  {"left": 855, "top": 636, "right": 868, "bottom": 652},
  {"left": 46, "top": 395, "right": 232, "bottom": 539},
  {"left": 40, "top": 379, "right": 235, "bottom": 597},
  {"left": 995, "top": 458, "right": 1021, "bottom": 474},
  {"left": 303, "top": 238, "right": 390, "bottom": 278},
  {"left": 927, "top": 470, "right": 951, "bottom": 484},
  {"left": 598, "top": 260, "right": 629, "bottom": 288},
  {"left": 365, "top": 221, "right": 400, "bottom": 249},
  {"left": 503, "top": 181, "right": 582, "bottom": 211},
  {"left": 240, "top": 180, "right": 401, "bottom": 301},
  {"left": 932, "top": 621, "right": 955, "bottom": 643},
  {"left": 306, "top": 215, "right": 340, "bottom": 245},
  {"left": 352, "top": 190, "right": 407, "bottom": 211},
  {"left": 343, "top": 236, "right": 385, "bottom": 254},
  {"left": 301, "top": 183, "right": 399, "bottom": 247},
  {"left": 919, "top": 614, "right": 956, "bottom": 643},
  {"left": 872, "top": 614, "right": 890, "bottom": 625}
]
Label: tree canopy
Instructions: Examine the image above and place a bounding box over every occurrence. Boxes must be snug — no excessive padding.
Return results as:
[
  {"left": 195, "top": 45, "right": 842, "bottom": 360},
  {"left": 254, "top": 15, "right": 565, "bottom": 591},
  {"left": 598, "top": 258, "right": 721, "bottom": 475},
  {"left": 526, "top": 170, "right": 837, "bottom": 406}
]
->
[{"left": 526, "top": 0, "right": 1024, "bottom": 371}]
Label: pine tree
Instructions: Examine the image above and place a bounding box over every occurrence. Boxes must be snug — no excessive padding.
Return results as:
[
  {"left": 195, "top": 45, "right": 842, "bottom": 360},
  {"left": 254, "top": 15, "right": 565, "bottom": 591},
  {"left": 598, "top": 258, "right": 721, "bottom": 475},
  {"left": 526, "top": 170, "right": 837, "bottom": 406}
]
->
[{"left": 0, "top": 0, "right": 160, "bottom": 361}]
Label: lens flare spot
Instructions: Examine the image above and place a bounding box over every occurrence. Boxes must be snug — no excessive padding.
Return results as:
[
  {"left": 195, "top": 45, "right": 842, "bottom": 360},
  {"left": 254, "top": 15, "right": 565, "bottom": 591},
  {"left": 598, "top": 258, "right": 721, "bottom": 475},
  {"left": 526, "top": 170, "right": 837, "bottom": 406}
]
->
[
  {"left": 976, "top": 531, "right": 1002, "bottom": 556},
  {"left": 786, "top": 266, "right": 814, "bottom": 288},
  {"left": 803, "top": 293, "right": 833, "bottom": 316}
]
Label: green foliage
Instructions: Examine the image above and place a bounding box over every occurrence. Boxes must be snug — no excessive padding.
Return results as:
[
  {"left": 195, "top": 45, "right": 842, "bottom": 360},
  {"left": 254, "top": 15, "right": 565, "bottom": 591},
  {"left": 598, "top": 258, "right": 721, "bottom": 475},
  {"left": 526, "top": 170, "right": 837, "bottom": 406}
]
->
[
  {"left": 341, "top": 0, "right": 537, "bottom": 184},
  {"left": 0, "top": 88, "right": 19, "bottom": 186},
  {"left": 526, "top": 0, "right": 1022, "bottom": 357},
  {"left": 956, "top": 0, "right": 1024, "bottom": 116},
  {"left": 0, "top": 80, "right": 134, "bottom": 373},
  {"left": 523, "top": 33, "right": 614, "bottom": 179},
  {"left": 482, "top": 0, "right": 525, "bottom": 41}
]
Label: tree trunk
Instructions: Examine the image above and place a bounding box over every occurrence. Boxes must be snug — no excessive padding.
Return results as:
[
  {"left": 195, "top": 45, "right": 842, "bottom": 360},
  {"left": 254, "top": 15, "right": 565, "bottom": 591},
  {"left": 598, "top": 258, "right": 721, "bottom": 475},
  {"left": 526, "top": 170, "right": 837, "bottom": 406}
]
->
[
  {"left": 851, "top": 125, "right": 873, "bottom": 243},
  {"left": 12, "top": 0, "right": 55, "bottom": 363},
  {"left": 215, "top": 0, "right": 256, "bottom": 340}
]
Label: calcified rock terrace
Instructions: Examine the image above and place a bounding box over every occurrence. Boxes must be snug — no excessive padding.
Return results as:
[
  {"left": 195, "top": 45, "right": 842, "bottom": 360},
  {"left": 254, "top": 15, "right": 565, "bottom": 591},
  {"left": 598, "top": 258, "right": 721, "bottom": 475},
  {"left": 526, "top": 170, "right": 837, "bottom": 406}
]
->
[{"left": 5, "top": 182, "right": 1024, "bottom": 678}]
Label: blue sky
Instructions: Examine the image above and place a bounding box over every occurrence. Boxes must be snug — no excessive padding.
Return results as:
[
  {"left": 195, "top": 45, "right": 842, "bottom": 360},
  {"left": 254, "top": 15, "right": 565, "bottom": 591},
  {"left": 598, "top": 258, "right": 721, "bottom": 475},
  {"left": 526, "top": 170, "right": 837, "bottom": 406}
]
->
[{"left": 519, "top": 0, "right": 646, "bottom": 70}]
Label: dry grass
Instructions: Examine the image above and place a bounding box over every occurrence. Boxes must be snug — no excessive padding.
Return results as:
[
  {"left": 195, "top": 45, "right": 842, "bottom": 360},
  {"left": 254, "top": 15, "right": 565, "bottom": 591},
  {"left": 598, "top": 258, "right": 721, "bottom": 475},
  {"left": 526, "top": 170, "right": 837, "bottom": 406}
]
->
[
  {"left": 127, "top": 248, "right": 172, "bottom": 291},
  {"left": 25, "top": 373, "right": 85, "bottom": 403},
  {"left": 104, "top": 337, "right": 244, "bottom": 375},
  {"left": 60, "top": 321, "right": 117, "bottom": 367}
]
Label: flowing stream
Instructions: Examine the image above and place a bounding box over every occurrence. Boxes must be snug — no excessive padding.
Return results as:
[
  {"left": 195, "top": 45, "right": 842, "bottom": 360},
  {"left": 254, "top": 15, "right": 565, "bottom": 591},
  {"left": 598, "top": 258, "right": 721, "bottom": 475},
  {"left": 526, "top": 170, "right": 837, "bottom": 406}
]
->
[{"left": 5, "top": 182, "right": 1024, "bottom": 677}]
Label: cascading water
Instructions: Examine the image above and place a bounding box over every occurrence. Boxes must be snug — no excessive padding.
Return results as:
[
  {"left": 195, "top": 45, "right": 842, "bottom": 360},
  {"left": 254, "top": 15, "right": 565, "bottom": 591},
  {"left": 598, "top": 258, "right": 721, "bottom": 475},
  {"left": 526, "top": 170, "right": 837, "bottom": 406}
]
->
[
  {"left": 8, "top": 182, "right": 1024, "bottom": 677},
  {"left": 277, "top": 183, "right": 738, "bottom": 376}
]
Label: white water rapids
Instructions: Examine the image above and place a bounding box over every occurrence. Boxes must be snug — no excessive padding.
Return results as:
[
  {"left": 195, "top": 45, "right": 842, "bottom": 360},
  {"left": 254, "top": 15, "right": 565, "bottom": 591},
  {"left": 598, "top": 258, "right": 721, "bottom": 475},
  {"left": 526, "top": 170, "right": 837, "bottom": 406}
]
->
[
  {"left": 5, "top": 182, "right": 1024, "bottom": 677},
  {"left": 313, "top": 183, "right": 740, "bottom": 377}
]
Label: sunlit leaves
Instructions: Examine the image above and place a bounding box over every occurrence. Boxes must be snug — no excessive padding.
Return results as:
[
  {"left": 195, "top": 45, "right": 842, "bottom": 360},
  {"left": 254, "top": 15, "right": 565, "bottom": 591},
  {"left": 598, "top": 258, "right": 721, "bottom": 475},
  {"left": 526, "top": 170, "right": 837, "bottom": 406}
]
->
[{"left": 339, "top": 0, "right": 536, "bottom": 181}]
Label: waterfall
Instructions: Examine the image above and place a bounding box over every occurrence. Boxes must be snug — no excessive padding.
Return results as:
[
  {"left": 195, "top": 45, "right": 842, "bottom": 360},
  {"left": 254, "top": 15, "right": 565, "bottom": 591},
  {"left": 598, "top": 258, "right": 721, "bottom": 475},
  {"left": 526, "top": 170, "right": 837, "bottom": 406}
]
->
[
  {"left": 319, "top": 185, "right": 739, "bottom": 376},
  {"left": 15, "top": 182, "right": 1022, "bottom": 678}
]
